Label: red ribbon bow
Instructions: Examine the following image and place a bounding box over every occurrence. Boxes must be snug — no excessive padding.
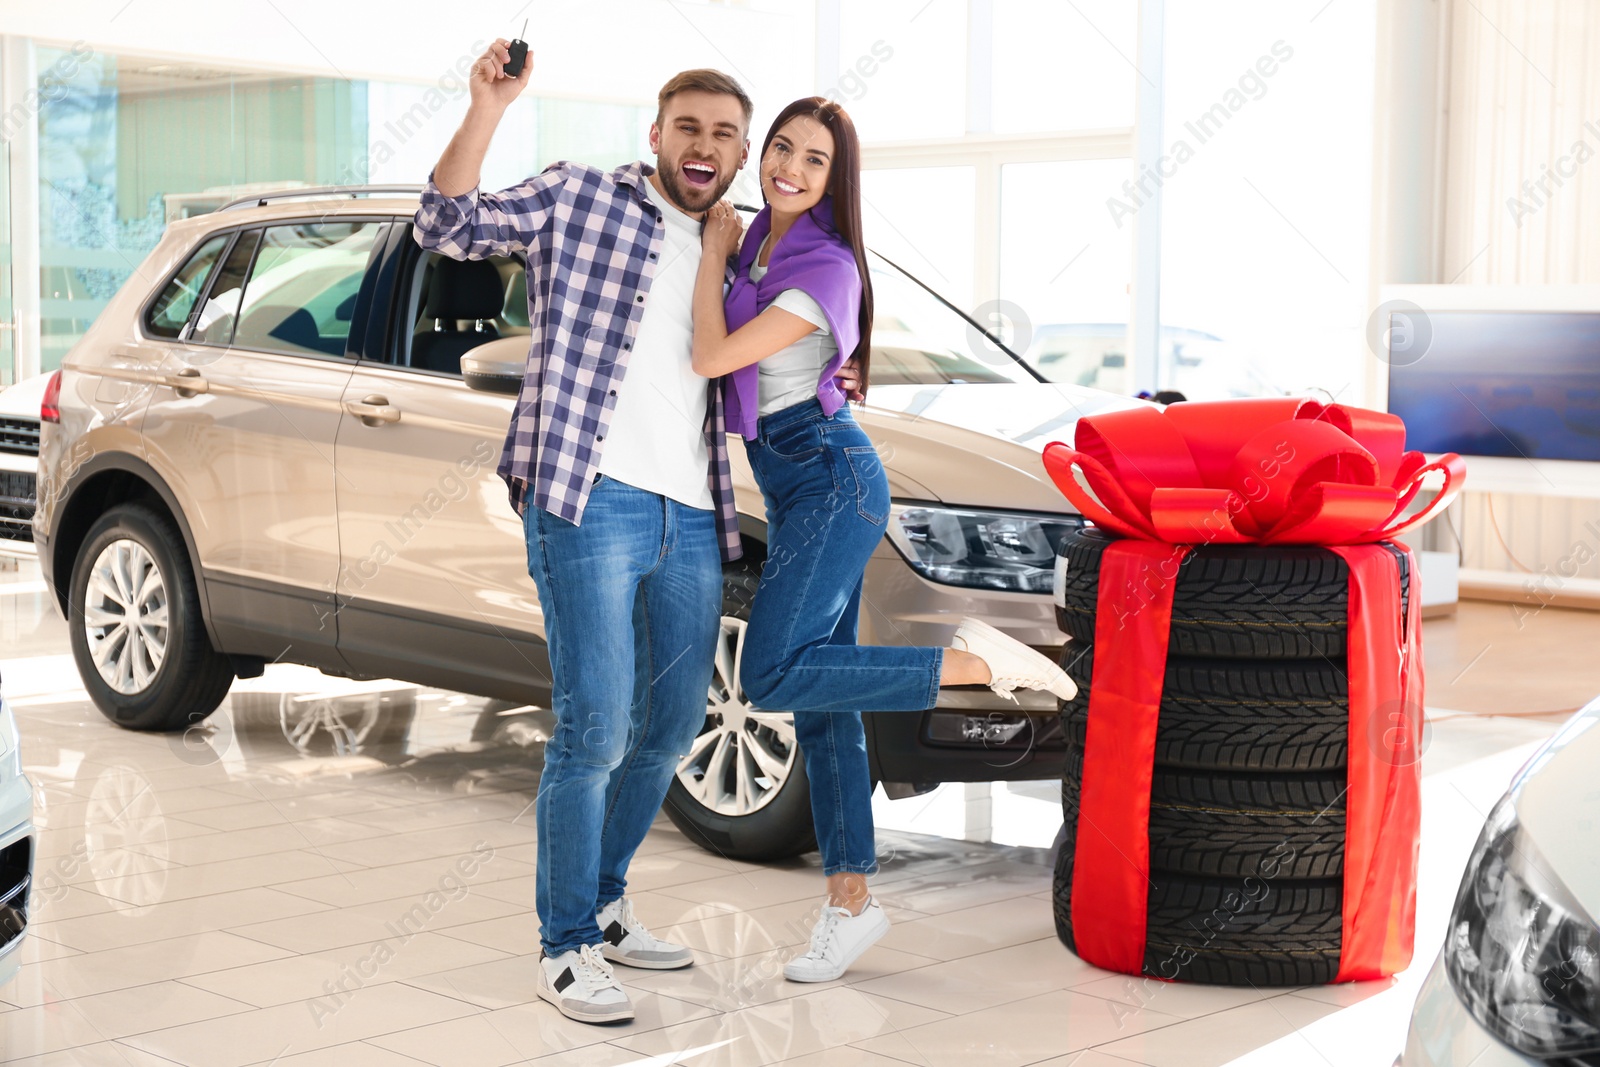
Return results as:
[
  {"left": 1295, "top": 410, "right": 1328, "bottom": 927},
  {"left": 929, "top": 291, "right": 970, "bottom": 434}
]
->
[
  {"left": 1042, "top": 398, "right": 1465, "bottom": 983},
  {"left": 1041, "top": 396, "right": 1465, "bottom": 546}
]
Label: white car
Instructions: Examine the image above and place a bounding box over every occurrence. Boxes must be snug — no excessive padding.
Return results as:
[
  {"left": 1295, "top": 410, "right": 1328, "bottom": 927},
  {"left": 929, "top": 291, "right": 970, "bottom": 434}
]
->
[
  {"left": 0, "top": 688, "right": 33, "bottom": 986},
  {"left": 0, "top": 373, "right": 51, "bottom": 553},
  {"left": 1402, "top": 696, "right": 1600, "bottom": 1065}
]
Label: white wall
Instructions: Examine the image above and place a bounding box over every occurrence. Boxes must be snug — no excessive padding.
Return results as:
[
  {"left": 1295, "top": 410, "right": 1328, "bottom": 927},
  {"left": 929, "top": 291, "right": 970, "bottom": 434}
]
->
[
  {"left": 1442, "top": 0, "right": 1600, "bottom": 285},
  {"left": 1388, "top": 0, "right": 1600, "bottom": 593}
]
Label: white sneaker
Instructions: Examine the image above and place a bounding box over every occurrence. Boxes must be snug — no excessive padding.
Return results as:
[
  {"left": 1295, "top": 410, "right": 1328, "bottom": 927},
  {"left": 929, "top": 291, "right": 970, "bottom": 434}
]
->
[
  {"left": 783, "top": 897, "right": 890, "bottom": 983},
  {"left": 537, "top": 944, "right": 634, "bottom": 1024},
  {"left": 952, "top": 617, "right": 1078, "bottom": 703},
  {"left": 597, "top": 896, "right": 694, "bottom": 970}
]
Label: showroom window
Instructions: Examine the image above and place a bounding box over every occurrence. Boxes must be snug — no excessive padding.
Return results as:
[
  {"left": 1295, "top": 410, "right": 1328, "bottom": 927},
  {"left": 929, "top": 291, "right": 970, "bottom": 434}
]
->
[
  {"left": 999, "top": 159, "right": 1135, "bottom": 391},
  {"left": 35, "top": 48, "right": 367, "bottom": 371},
  {"left": 837, "top": 0, "right": 967, "bottom": 141},
  {"left": 839, "top": 0, "right": 1378, "bottom": 402},
  {"left": 990, "top": 0, "right": 1139, "bottom": 134},
  {"left": 1155, "top": 0, "right": 1377, "bottom": 401},
  {"left": 859, "top": 167, "right": 977, "bottom": 312},
  {"left": 29, "top": 47, "right": 653, "bottom": 376},
  {"left": 843, "top": 0, "right": 1138, "bottom": 383}
]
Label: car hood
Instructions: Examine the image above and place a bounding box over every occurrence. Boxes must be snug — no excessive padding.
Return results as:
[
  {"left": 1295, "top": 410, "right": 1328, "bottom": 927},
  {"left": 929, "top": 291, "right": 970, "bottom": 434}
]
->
[
  {"left": 0, "top": 373, "right": 51, "bottom": 420},
  {"left": 865, "top": 381, "right": 1148, "bottom": 452},
  {"left": 1514, "top": 697, "right": 1600, "bottom": 923},
  {"left": 855, "top": 381, "right": 1149, "bottom": 513}
]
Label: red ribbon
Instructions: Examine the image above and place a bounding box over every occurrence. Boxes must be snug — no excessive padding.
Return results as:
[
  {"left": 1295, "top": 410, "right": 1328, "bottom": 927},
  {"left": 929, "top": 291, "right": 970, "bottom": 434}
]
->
[
  {"left": 1332, "top": 543, "right": 1425, "bottom": 981},
  {"left": 1071, "top": 539, "right": 1189, "bottom": 974},
  {"left": 1042, "top": 397, "right": 1464, "bottom": 546},
  {"left": 1046, "top": 398, "right": 1457, "bottom": 982}
]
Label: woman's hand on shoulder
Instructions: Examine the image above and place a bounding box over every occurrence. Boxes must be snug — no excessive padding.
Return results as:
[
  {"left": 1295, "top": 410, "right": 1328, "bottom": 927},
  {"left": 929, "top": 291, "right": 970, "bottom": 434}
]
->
[{"left": 702, "top": 201, "right": 744, "bottom": 261}]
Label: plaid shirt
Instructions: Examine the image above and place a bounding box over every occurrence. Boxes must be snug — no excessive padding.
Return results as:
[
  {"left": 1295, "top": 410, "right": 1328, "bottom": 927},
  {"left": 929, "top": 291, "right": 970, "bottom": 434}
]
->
[{"left": 413, "top": 161, "right": 742, "bottom": 562}]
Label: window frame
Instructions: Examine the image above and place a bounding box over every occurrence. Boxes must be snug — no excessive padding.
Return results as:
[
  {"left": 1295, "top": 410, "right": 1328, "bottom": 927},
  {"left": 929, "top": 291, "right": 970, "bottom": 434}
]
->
[
  {"left": 137, "top": 216, "right": 393, "bottom": 364},
  {"left": 181, "top": 226, "right": 262, "bottom": 350},
  {"left": 139, "top": 232, "right": 233, "bottom": 342},
  {"left": 223, "top": 216, "right": 392, "bottom": 364},
  {"left": 835, "top": 0, "right": 1163, "bottom": 392},
  {"left": 135, "top": 226, "right": 250, "bottom": 346},
  {"left": 369, "top": 230, "right": 528, "bottom": 380}
]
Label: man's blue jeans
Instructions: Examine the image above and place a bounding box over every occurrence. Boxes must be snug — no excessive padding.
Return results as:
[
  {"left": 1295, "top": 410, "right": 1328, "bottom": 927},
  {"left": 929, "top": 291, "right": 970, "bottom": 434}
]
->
[
  {"left": 523, "top": 475, "right": 721, "bottom": 958},
  {"left": 741, "top": 400, "right": 943, "bottom": 877}
]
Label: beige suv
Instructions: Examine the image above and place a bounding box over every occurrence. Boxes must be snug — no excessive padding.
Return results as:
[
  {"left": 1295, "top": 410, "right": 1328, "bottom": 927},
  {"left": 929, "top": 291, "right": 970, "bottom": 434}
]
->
[{"left": 34, "top": 186, "right": 1141, "bottom": 860}]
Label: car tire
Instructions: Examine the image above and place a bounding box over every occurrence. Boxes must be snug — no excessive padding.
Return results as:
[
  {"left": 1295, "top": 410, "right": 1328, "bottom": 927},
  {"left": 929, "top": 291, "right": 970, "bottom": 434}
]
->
[
  {"left": 661, "top": 556, "right": 819, "bottom": 863},
  {"left": 1055, "top": 527, "right": 1409, "bottom": 661},
  {"left": 1061, "top": 746, "right": 1345, "bottom": 880},
  {"left": 1058, "top": 644, "right": 1350, "bottom": 772},
  {"left": 1054, "top": 770, "right": 1344, "bottom": 986},
  {"left": 68, "top": 503, "right": 235, "bottom": 731}
]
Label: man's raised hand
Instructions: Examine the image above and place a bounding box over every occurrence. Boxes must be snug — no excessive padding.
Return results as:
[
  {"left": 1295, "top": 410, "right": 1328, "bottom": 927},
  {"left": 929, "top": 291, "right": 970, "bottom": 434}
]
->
[{"left": 471, "top": 38, "right": 532, "bottom": 112}]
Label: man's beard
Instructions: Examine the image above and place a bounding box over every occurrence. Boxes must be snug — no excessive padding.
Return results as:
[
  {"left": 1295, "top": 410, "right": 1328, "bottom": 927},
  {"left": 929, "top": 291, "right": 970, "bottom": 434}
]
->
[{"left": 655, "top": 154, "right": 738, "bottom": 215}]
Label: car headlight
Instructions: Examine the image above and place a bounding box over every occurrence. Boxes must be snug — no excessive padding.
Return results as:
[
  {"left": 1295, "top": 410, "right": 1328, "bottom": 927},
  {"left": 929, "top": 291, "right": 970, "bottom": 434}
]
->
[
  {"left": 886, "top": 504, "right": 1082, "bottom": 593},
  {"left": 1445, "top": 794, "right": 1600, "bottom": 1060}
]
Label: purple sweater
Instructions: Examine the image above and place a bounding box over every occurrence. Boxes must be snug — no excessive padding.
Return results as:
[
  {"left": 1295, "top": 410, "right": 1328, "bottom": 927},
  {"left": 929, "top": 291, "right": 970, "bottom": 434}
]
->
[{"left": 722, "top": 196, "right": 863, "bottom": 440}]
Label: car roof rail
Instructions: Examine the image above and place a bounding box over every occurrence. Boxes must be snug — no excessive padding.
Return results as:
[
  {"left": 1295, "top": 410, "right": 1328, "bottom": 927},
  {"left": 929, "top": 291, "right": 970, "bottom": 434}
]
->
[{"left": 215, "top": 185, "right": 426, "bottom": 213}]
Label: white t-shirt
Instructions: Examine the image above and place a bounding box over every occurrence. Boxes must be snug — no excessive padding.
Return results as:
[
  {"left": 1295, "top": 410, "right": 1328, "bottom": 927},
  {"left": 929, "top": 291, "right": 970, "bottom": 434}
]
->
[
  {"left": 595, "top": 176, "right": 714, "bottom": 510},
  {"left": 749, "top": 244, "right": 839, "bottom": 415}
]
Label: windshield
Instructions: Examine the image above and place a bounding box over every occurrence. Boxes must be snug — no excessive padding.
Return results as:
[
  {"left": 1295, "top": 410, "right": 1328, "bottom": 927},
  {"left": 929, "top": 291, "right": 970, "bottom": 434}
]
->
[{"left": 866, "top": 254, "right": 1040, "bottom": 387}]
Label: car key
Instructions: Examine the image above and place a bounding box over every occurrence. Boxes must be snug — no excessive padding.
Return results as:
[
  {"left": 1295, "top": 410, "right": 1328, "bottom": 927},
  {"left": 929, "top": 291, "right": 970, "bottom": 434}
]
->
[{"left": 504, "top": 19, "right": 529, "bottom": 78}]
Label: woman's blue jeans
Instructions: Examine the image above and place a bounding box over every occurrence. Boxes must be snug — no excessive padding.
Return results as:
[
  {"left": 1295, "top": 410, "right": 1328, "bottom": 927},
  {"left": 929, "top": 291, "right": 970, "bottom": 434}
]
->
[
  {"left": 742, "top": 399, "right": 943, "bottom": 876},
  {"left": 523, "top": 476, "right": 722, "bottom": 957}
]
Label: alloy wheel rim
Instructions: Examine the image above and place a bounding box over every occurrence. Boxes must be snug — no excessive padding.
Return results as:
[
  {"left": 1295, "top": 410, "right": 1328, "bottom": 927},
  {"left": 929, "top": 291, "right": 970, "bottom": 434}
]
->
[
  {"left": 83, "top": 539, "right": 170, "bottom": 695},
  {"left": 84, "top": 764, "right": 169, "bottom": 912},
  {"left": 280, "top": 693, "right": 382, "bottom": 758},
  {"left": 675, "top": 616, "right": 798, "bottom": 817}
]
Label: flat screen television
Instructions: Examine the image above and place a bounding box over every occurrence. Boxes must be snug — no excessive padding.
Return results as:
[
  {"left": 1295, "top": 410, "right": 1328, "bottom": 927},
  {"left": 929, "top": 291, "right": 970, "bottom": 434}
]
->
[{"left": 1385, "top": 310, "right": 1600, "bottom": 462}]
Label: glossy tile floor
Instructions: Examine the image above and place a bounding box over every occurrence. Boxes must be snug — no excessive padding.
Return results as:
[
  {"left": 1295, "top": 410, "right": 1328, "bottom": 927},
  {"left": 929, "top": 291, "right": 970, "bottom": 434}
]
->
[{"left": 0, "top": 549, "right": 1588, "bottom": 1066}]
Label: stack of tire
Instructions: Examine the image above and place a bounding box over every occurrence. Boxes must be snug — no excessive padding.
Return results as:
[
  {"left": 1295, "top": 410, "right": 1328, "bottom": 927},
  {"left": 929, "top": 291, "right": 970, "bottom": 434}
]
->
[{"left": 1051, "top": 526, "right": 1409, "bottom": 986}]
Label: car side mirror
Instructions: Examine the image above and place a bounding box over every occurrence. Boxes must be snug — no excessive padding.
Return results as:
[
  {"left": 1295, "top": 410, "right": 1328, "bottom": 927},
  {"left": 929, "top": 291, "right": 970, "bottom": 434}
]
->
[{"left": 460, "top": 336, "right": 526, "bottom": 395}]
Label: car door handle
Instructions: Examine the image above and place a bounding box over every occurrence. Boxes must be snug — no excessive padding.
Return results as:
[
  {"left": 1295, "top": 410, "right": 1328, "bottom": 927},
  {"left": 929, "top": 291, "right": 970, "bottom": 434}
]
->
[
  {"left": 160, "top": 367, "right": 209, "bottom": 397},
  {"left": 345, "top": 394, "right": 401, "bottom": 426}
]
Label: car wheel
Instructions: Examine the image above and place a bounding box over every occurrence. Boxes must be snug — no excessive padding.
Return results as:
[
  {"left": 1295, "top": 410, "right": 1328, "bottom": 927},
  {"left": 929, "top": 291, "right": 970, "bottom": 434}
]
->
[
  {"left": 68, "top": 503, "right": 235, "bottom": 731},
  {"left": 662, "top": 559, "right": 819, "bottom": 862},
  {"left": 1055, "top": 527, "right": 1410, "bottom": 660}
]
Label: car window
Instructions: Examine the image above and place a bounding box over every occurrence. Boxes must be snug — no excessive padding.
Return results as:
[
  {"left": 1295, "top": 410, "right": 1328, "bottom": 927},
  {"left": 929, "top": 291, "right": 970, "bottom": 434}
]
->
[
  {"left": 397, "top": 250, "right": 527, "bottom": 375},
  {"left": 145, "top": 234, "right": 229, "bottom": 339},
  {"left": 231, "top": 221, "right": 385, "bottom": 358},
  {"left": 866, "top": 259, "right": 1036, "bottom": 387},
  {"left": 380, "top": 246, "right": 1025, "bottom": 383},
  {"left": 191, "top": 230, "right": 261, "bottom": 347}
]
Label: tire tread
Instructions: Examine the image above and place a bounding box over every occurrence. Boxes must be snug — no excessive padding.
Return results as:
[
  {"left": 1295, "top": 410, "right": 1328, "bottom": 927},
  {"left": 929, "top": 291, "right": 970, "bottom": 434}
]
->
[{"left": 1059, "top": 645, "right": 1349, "bottom": 772}]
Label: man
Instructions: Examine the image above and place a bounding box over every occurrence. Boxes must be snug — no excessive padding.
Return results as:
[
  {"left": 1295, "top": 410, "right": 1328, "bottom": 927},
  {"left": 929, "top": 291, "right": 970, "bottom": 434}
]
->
[{"left": 414, "top": 42, "right": 858, "bottom": 1024}]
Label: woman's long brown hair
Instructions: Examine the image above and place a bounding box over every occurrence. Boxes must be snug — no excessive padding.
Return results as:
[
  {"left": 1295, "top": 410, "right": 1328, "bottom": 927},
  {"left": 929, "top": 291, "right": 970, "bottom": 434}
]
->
[{"left": 759, "top": 96, "right": 874, "bottom": 396}]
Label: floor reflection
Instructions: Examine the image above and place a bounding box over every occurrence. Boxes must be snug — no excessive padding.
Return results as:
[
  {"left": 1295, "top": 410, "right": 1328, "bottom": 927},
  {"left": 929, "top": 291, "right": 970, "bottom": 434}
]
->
[{"left": 0, "top": 550, "right": 1584, "bottom": 1065}]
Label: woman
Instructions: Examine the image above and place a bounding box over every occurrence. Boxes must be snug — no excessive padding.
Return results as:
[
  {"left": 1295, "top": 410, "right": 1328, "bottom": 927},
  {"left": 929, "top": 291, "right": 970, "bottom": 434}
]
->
[{"left": 691, "top": 97, "right": 1077, "bottom": 983}]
